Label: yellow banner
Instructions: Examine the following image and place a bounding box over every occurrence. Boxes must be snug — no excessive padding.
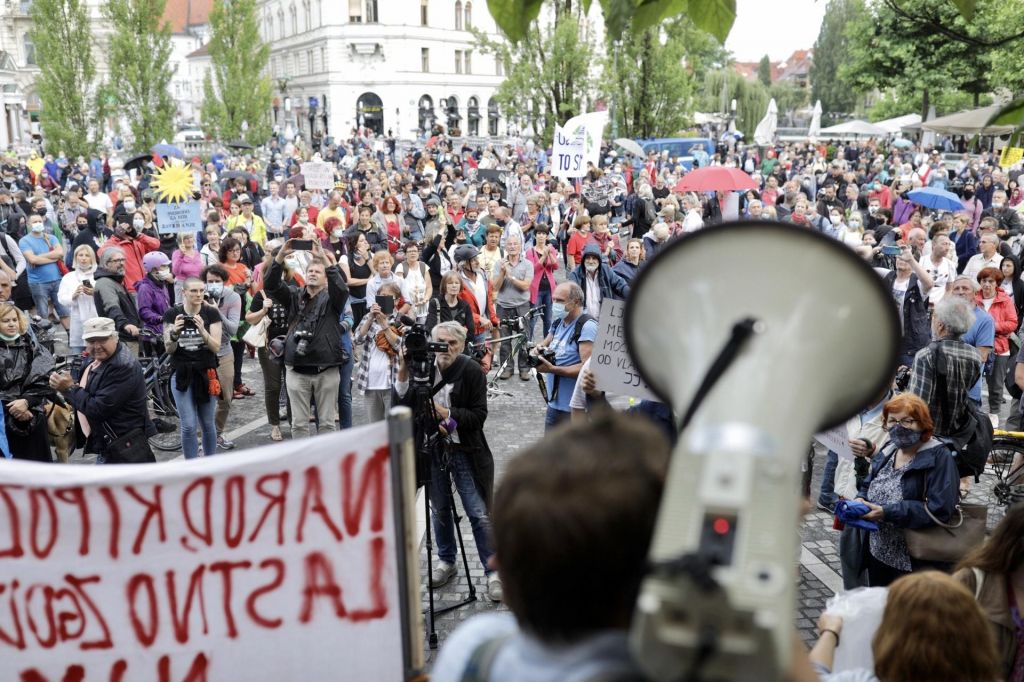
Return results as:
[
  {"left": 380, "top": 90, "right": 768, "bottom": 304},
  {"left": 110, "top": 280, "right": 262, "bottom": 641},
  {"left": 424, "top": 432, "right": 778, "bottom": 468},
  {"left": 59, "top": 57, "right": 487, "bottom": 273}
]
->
[{"left": 1000, "top": 146, "right": 1024, "bottom": 167}]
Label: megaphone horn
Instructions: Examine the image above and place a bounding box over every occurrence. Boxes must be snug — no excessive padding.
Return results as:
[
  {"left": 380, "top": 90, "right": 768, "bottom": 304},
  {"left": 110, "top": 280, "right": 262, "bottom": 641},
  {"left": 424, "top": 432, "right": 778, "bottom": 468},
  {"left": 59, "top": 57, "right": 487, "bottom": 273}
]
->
[{"left": 625, "top": 221, "right": 900, "bottom": 681}]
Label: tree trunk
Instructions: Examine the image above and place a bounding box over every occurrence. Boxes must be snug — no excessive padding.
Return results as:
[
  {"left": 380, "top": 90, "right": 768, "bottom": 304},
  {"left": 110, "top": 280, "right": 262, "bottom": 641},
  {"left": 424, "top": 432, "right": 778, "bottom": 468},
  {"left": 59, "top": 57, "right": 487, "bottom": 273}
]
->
[
  {"left": 639, "top": 30, "right": 653, "bottom": 138},
  {"left": 921, "top": 88, "right": 930, "bottom": 130}
]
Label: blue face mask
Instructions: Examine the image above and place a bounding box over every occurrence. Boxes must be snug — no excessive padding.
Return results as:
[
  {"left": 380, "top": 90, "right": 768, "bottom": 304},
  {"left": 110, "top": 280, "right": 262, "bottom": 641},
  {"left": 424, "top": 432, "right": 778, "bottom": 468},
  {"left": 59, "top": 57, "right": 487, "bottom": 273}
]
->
[
  {"left": 888, "top": 423, "right": 921, "bottom": 450},
  {"left": 552, "top": 302, "right": 567, "bottom": 321}
]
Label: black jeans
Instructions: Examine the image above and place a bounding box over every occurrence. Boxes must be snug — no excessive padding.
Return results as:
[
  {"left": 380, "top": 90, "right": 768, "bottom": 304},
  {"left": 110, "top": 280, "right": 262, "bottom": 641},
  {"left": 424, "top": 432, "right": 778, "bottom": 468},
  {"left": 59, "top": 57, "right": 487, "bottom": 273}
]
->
[{"left": 497, "top": 302, "right": 530, "bottom": 373}]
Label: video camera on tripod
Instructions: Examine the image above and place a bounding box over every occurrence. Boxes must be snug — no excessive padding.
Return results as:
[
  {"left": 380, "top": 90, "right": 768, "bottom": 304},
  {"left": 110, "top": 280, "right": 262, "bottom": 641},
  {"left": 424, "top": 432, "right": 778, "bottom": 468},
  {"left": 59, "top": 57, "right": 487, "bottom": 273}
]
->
[{"left": 399, "top": 315, "right": 448, "bottom": 384}]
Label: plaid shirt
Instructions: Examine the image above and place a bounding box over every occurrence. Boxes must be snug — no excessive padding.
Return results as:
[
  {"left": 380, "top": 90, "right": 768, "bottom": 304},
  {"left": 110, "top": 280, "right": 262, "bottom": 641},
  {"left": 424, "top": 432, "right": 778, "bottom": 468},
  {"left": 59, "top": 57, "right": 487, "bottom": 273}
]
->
[
  {"left": 908, "top": 339, "right": 982, "bottom": 436},
  {"left": 354, "top": 319, "right": 400, "bottom": 393}
]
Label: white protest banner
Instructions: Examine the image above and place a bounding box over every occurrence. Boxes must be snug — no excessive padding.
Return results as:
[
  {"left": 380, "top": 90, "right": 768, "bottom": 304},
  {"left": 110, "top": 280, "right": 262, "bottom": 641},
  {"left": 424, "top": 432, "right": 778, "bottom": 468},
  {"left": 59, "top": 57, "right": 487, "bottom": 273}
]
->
[
  {"left": 155, "top": 201, "right": 202, "bottom": 235},
  {"left": 0, "top": 417, "right": 422, "bottom": 680},
  {"left": 591, "top": 298, "right": 658, "bottom": 401},
  {"left": 301, "top": 161, "right": 336, "bottom": 191},
  {"left": 561, "top": 111, "right": 609, "bottom": 168},
  {"left": 551, "top": 125, "right": 586, "bottom": 179},
  {"left": 814, "top": 425, "right": 854, "bottom": 461}
]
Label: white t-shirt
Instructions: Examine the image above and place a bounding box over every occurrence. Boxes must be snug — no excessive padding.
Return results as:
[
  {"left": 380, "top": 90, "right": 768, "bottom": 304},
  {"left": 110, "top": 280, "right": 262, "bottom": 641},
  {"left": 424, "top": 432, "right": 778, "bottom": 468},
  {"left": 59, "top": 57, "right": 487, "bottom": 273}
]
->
[
  {"left": 919, "top": 255, "right": 956, "bottom": 304},
  {"left": 84, "top": 191, "right": 113, "bottom": 213}
]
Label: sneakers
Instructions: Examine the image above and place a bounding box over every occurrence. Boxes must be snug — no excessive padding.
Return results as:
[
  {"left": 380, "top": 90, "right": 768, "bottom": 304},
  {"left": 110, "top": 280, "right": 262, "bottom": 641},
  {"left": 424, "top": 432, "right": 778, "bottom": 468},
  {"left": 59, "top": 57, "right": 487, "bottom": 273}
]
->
[
  {"left": 270, "top": 426, "right": 283, "bottom": 441},
  {"left": 499, "top": 368, "right": 514, "bottom": 380},
  {"left": 487, "top": 573, "right": 503, "bottom": 602},
  {"left": 430, "top": 561, "right": 457, "bottom": 588},
  {"left": 519, "top": 369, "right": 532, "bottom": 381},
  {"left": 816, "top": 500, "right": 835, "bottom": 514},
  {"left": 989, "top": 413, "right": 1000, "bottom": 428},
  {"left": 217, "top": 436, "right": 236, "bottom": 451},
  {"left": 152, "top": 418, "right": 177, "bottom": 434}
]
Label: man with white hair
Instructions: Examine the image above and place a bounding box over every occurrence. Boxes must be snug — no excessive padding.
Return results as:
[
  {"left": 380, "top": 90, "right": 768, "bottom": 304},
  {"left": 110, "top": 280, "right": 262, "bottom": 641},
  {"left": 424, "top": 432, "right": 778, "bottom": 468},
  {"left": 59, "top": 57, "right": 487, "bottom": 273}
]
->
[
  {"left": 747, "top": 199, "right": 764, "bottom": 219},
  {"left": 982, "top": 189, "right": 1022, "bottom": 238}
]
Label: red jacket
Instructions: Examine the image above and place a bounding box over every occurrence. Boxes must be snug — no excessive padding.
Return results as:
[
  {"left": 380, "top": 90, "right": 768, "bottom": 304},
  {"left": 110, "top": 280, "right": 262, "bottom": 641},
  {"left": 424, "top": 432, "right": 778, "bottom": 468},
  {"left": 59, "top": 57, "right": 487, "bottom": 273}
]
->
[
  {"left": 978, "top": 289, "right": 1019, "bottom": 355},
  {"left": 98, "top": 233, "right": 160, "bottom": 293},
  {"left": 457, "top": 273, "right": 498, "bottom": 333}
]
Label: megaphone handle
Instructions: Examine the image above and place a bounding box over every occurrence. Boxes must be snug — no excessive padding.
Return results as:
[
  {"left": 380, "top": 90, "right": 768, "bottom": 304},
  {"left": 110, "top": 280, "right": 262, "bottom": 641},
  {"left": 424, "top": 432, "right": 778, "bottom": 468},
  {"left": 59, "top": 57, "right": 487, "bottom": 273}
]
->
[{"left": 677, "top": 317, "right": 762, "bottom": 433}]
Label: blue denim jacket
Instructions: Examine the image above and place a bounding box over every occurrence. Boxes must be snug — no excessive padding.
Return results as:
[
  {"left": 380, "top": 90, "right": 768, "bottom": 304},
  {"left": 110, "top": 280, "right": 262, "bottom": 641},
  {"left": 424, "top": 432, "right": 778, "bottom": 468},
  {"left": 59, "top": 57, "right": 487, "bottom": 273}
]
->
[{"left": 859, "top": 439, "right": 959, "bottom": 529}]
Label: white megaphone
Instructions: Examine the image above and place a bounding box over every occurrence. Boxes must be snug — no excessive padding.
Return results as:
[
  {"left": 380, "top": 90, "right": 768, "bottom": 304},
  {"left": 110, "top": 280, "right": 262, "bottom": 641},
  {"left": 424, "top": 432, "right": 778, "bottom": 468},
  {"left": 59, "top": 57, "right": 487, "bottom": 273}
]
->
[{"left": 626, "top": 222, "right": 900, "bottom": 681}]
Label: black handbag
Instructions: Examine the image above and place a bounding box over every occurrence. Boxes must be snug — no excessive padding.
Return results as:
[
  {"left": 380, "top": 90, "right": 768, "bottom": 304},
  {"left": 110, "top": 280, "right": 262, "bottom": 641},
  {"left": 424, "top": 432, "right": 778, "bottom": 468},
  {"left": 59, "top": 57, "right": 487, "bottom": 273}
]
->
[{"left": 102, "top": 423, "right": 155, "bottom": 464}]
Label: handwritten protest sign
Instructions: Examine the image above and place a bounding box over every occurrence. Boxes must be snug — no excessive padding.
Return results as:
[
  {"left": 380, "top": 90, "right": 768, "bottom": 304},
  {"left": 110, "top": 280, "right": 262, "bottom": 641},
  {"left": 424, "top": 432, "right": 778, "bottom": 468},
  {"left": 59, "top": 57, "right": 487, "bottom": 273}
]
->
[
  {"left": 551, "top": 125, "right": 586, "bottom": 179},
  {"left": 0, "top": 419, "right": 421, "bottom": 680},
  {"left": 1000, "top": 146, "right": 1024, "bottom": 168},
  {"left": 591, "top": 298, "right": 658, "bottom": 401},
  {"left": 301, "top": 161, "right": 336, "bottom": 190},
  {"left": 814, "top": 425, "right": 854, "bottom": 461},
  {"left": 562, "top": 111, "right": 609, "bottom": 167},
  {"left": 155, "top": 201, "right": 202, "bottom": 235}
]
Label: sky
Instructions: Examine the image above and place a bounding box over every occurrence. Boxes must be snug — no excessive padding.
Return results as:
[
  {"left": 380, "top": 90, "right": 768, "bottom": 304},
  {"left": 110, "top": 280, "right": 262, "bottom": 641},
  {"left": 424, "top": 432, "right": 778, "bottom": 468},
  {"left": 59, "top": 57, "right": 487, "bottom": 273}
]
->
[{"left": 724, "top": 0, "right": 828, "bottom": 62}]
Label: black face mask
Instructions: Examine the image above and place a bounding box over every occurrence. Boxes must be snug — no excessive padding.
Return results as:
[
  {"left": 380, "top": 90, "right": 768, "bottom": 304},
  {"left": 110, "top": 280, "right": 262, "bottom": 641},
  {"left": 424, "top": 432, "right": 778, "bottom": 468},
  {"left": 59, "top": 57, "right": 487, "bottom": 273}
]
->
[
  {"left": 963, "top": 190, "right": 974, "bottom": 199},
  {"left": 35, "top": 208, "right": 47, "bottom": 217}
]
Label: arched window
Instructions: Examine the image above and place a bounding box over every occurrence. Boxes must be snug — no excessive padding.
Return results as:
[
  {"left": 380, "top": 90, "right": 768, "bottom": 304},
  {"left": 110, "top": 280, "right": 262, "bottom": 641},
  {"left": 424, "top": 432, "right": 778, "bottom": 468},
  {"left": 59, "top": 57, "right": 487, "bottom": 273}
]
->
[
  {"left": 290, "top": 5, "right": 298, "bottom": 35},
  {"left": 302, "top": 0, "right": 310, "bottom": 30},
  {"left": 487, "top": 98, "right": 499, "bottom": 137},
  {"left": 465, "top": 1, "right": 472, "bottom": 28},
  {"left": 418, "top": 95, "right": 435, "bottom": 133},
  {"left": 277, "top": 10, "right": 285, "bottom": 39},
  {"left": 467, "top": 97, "right": 480, "bottom": 137},
  {"left": 356, "top": 92, "right": 384, "bottom": 136},
  {"left": 455, "top": 0, "right": 462, "bottom": 30},
  {"left": 22, "top": 34, "right": 34, "bottom": 66},
  {"left": 445, "top": 95, "right": 460, "bottom": 133}
]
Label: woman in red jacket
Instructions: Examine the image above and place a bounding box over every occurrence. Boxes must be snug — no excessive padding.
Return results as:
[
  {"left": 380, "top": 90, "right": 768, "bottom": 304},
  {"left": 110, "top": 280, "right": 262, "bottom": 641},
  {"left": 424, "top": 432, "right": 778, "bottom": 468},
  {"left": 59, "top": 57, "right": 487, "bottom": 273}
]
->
[
  {"left": 526, "top": 226, "right": 559, "bottom": 338},
  {"left": 977, "top": 266, "right": 1019, "bottom": 423}
]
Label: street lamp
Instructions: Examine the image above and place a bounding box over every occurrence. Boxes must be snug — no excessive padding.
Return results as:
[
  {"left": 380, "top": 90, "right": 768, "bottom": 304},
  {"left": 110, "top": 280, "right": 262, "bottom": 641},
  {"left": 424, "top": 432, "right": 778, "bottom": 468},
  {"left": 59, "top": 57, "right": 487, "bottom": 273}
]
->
[{"left": 612, "top": 39, "right": 622, "bottom": 139}]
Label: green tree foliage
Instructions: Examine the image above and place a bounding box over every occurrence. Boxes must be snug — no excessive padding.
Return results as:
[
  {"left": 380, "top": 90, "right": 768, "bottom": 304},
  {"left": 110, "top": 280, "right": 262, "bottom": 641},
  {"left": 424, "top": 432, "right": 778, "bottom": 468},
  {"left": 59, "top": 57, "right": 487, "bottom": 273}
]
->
[
  {"left": 757, "top": 55, "right": 772, "bottom": 87},
  {"left": 102, "top": 0, "right": 176, "bottom": 150},
  {"left": 474, "top": 2, "right": 595, "bottom": 142},
  {"left": 200, "top": 0, "right": 272, "bottom": 144},
  {"left": 486, "top": 0, "right": 737, "bottom": 45},
  {"left": 768, "top": 82, "right": 810, "bottom": 119},
  {"left": 698, "top": 70, "right": 769, "bottom": 139},
  {"left": 600, "top": 17, "right": 726, "bottom": 138},
  {"left": 843, "top": 0, "right": 1024, "bottom": 122},
  {"left": 29, "top": 0, "right": 103, "bottom": 157},
  {"left": 810, "top": 0, "right": 866, "bottom": 117},
  {"left": 867, "top": 90, "right": 991, "bottom": 122}
]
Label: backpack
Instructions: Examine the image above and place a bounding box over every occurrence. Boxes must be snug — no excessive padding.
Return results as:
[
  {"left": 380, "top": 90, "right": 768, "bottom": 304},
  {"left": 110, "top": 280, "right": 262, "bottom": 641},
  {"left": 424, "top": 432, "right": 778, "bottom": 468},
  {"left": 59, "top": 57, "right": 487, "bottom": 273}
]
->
[
  {"left": 930, "top": 340, "right": 992, "bottom": 480},
  {"left": 571, "top": 313, "right": 595, "bottom": 346},
  {"left": 643, "top": 199, "right": 656, "bottom": 225}
]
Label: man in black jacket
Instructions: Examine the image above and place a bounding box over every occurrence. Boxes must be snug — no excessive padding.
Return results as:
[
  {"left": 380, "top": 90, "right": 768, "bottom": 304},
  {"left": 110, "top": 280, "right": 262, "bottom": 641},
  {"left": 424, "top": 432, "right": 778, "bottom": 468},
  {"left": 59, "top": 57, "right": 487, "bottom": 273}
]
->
[
  {"left": 394, "top": 321, "right": 501, "bottom": 602},
  {"left": 265, "top": 238, "right": 349, "bottom": 439},
  {"left": 93, "top": 246, "right": 142, "bottom": 346},
  {"left": 49, "top": 316, "right": 152, "bottom": 462}
]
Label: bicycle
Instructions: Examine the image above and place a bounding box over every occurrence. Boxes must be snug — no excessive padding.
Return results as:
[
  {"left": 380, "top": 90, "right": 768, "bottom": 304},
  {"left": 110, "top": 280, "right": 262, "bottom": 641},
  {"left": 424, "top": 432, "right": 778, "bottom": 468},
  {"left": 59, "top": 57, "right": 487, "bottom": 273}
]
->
[
  {"left": 139, "top": 354, "right": 182, "bottom": 452},
  {"left": 987, "top": 429, "right": 1024, "bottom": 507}
]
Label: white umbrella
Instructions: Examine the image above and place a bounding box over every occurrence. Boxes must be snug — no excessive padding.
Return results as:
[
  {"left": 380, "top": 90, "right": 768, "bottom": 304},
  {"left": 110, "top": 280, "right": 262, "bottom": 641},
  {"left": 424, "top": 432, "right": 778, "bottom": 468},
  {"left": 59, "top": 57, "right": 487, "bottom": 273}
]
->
[
  {"left": 753, "top": 98, "right": 778, "bottom": 146},
  {"left": 808, "top": 100, "right": 822, "bottom": 141},
  {"left": 818, "top": 119, "right": 888, "bottom": 137},
  {"left": 613, "top": 138, "right": 645, "bottom": 157}
]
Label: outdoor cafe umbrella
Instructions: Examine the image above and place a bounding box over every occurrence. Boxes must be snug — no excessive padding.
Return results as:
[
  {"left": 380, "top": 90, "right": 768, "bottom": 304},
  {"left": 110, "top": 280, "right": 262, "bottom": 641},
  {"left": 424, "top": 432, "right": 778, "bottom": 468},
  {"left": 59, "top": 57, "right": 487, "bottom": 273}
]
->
[
  {"left": 613, "top": 138, "right": 645, "bottom": 157},
  {"left": 907, "top": 187, "right": 963, "bottom": 212},
  {"left": 225, "top": 140, "right": 255, "bottom": 151},
  {"left": 891, "top": 138, "right": 915, "bottom": 149},
  {"left": 673, "top": 167, "right": 758, "bottom": 193},
  {"left": 808, "top": 100, "right": 822, "bottom": 141},
  {"left": 753, "top": 98, "right": 778, "bottom": 146}
]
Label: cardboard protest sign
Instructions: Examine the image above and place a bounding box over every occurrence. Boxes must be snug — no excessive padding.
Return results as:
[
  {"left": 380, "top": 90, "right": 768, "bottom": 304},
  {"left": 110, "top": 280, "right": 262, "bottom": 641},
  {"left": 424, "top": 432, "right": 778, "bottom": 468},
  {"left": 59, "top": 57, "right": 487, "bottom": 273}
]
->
[
  {"left": 301, "top": 162, "right": 336, "bottom": 191},
  {"left": 591, "top": 298, "right": 658, "bottom": 401},
  {"left": 551, "top": 125, "right": 586, "bottom": 179},
  {"left": 155, "top": 201, "right": 203, "bottom": 235},
  {"left": 0, "top": 418, "right": 422, "bottom": 680},
  {"left": 814, "top": 426, "right": 855, "bottom": 461}
]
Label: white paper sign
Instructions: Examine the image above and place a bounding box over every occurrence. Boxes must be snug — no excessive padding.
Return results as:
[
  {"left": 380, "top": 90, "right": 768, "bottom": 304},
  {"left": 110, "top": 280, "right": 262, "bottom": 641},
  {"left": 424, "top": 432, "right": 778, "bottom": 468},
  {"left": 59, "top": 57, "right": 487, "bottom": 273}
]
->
[
  {"left": 551, "top": 125, "right": 586, "bottom": 179},
  {"left": 814, "top": 425, "right": 854, "bottom": 461},
  {"left": 591, "top": 298, "right": 658, "bottom": 401},
  {"left": 154, "top": 201, "right": 202, "bottom": 235},
  {"left": 0, "top": 422, "right": 419, "bottom": 680},
  {"left": 561, "top": 111, "right": 609, "bottom": 167},
  {"left": 300, "top": 161, "right": 336, "bottom": 190}
]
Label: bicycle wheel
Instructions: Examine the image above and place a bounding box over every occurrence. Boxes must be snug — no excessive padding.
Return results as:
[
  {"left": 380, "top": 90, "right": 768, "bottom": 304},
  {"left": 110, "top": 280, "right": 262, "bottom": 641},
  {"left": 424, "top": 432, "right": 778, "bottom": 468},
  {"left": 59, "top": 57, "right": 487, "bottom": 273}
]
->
[
  {"left": 989, "top": 438, "right": 1024, "bottom": 506},
  {"left": 149, "top": 429, "right": 183, "bottom": 452}
]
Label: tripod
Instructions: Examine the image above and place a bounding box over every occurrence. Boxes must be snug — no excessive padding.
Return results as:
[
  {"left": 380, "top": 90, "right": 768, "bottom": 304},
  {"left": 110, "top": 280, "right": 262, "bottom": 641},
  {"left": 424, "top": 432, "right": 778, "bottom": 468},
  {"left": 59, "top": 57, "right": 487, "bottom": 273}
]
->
[
  {"left": 484, "top": 332, "right": 529, "bottom": 398},
  {"left": 408, "top": 372, "right": 477, "bottom": 650}
]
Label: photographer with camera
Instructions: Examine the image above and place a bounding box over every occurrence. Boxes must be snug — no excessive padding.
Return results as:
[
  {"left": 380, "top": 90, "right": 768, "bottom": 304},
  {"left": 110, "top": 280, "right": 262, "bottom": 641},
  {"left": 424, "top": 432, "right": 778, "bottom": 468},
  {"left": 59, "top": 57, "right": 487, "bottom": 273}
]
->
[
  {"left": 393, "top": 320, "right": 502, "bottom": 601},
  {"left": 354, "top": 282, "right": 404, "bottom": 424},
  {"left": 532, "top": 281, "right": 597, "bottom": 432},
  {"left": 264, "top": 238, "right": 349, "bottom": 439},
  {"left": 162, "top": 277, "right": 223, "bottom": 459}
]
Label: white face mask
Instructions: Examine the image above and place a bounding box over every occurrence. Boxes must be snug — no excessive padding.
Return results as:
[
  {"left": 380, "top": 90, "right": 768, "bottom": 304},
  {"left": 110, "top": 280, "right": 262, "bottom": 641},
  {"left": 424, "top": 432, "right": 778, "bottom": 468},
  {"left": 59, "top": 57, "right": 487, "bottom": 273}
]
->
[
  {"left": 585, "top": 261, "right": 599, "bottom": 273},
  {"left": 133, "top": 218, "right": 145, "bottom": 229},
  {"left": 284, "top": 256, "right": 300, "bottom": 270},
  {"left": 332, "top": 228, "right": 345, "bottom": 238},
  {"left": 124, "top": 201, "right": 136, "bottom": 211}
]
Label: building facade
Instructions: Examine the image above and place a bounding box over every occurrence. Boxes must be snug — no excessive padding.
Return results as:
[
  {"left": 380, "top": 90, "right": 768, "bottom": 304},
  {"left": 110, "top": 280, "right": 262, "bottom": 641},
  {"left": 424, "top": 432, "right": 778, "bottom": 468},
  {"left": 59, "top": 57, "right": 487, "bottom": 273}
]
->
[{"left": 256, "top": 0, "right": 507, "bottom": 141}]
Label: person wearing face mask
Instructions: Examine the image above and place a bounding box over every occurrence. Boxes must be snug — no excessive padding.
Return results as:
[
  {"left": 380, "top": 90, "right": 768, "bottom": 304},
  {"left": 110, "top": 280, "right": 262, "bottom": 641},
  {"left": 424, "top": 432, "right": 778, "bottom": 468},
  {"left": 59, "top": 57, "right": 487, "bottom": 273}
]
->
[
  {"left": 568, "top": 244, "right": 630, "bottom": 320},
  {"left": 19, "top": 214, "right": 70, "bottom": 333},
  {"left": 959, "top": 182, "right": 983, "bottom": 230},
  {"left": 855, "top": 393, "right": 960, "bottom": 586},
  {"left": 982, "top": 189, "right": 1023, "bottom": 238},
  {"left": 56, "top": 245, "right": 99, "bottom": 354},
  {"left": 203, "top": 265, "right": 241, "bottom": 450},
  {"left": 135, "top": 252, "right": 173, "bottom": 356},
  {"left": 839, "top": 212, "right": 865, "bottom": 246},
  {"left": 325, "top": 216, "right": 348, "bottom": 263},
  {"left": 97, "top": 212, "right": 159, "bottom": 294}
]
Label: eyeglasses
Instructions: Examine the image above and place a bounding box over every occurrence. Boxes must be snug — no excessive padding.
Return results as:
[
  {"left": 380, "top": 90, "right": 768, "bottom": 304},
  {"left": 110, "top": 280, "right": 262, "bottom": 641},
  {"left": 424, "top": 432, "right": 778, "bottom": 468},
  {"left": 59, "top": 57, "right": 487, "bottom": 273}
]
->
[
  {"left": 884, "top": 417, "right": 918, "bottom": 429},
  {"left": 106, "top": 258, "right": 126, "bottom": 264}
]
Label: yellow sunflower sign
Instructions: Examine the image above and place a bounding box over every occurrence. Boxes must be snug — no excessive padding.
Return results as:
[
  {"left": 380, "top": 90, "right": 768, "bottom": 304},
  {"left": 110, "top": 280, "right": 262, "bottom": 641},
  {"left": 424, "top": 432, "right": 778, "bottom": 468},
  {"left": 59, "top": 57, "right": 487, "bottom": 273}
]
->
[{"left": 152, "top": 158, "right": 203, "bottom": 234}]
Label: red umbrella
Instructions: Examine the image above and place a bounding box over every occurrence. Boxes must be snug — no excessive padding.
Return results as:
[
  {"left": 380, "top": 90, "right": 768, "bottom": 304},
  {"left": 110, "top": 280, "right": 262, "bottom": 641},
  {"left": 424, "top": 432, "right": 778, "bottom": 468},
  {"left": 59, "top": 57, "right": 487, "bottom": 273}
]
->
[{"left": 673, "top": 167, "right": 757, "bottom": 193}]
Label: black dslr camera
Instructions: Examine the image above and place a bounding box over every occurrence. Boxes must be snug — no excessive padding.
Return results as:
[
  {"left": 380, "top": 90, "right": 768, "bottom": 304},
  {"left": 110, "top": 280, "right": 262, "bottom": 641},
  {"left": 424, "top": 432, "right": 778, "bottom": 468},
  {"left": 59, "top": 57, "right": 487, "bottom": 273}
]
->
[
  {"left": 293, "top": 329, "right": 314, "bottom": 356},
  {"left": 525, "top": 344, "right": 556, "bottom": 368}
]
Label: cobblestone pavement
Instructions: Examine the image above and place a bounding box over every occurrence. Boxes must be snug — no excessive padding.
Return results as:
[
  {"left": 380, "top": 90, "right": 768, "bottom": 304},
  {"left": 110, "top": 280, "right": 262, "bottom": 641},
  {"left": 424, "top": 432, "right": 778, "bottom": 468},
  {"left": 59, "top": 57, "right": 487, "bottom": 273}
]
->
[{"left": 57, "top": 335, "right": 1013, "bottom": 670}]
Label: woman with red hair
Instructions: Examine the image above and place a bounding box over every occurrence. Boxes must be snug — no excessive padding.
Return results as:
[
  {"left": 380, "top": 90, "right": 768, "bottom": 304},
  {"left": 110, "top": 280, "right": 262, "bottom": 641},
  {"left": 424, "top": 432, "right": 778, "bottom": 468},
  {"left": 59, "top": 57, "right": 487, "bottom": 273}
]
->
[
  {"left": 377, "top": 195, "right": 403, "bottom": 255},
  {"left": 977, "top": 266, "right": 1018, "bottom": 423},
  {"left": 855, "top": 393, "right": 960, "bottom": 587}
]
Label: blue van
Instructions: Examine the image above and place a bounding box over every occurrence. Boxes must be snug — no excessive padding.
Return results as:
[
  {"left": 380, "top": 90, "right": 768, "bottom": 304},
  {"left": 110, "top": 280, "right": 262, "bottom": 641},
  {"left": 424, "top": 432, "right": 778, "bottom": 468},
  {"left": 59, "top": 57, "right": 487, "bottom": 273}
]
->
[{"left": 638, "top": 138, "right": 716, "bottom": 170}]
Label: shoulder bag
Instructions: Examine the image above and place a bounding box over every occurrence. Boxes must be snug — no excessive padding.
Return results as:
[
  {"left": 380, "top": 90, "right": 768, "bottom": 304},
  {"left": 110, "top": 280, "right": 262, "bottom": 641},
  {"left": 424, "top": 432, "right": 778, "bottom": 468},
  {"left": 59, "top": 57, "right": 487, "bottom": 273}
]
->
[
  {"left": 930, "top": 340, "right": 992, "bottom": 480},
  {"left": 903, "top": 475, "right": 987, "bottom": 564},
  {"left": 102, "top": 422, "right": 156, "bottom": 464}
]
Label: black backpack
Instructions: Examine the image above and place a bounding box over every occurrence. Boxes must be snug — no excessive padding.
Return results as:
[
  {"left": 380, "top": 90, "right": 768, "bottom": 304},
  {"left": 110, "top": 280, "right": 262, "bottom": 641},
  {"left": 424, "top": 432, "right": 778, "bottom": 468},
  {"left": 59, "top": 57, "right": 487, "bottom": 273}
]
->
[{"left": 930, "top": 341, "right": 992, "bottom": 480}]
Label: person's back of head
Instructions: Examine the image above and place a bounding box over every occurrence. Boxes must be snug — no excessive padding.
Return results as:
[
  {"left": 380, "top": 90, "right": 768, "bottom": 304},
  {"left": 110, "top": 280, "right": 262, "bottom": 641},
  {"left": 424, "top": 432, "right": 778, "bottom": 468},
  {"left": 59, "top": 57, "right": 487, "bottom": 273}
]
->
[
  {"left": 873, "top": 571, "right": 999, "bottom": 682},
  {"left": 493, "top": 410, "right": 669, "bottom": 644}
]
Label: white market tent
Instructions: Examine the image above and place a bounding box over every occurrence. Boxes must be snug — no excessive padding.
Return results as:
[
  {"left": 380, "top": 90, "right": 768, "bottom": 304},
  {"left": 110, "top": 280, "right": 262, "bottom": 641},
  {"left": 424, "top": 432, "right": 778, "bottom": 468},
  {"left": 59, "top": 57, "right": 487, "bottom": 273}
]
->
[
  {"left": 874, "top": 113, "right": 921, "bottom": 134},
  {"left": 920, "top": 104, "right": 1016, "bottom": 136},
  {"left": 818, "top": 119, "right": 888, "bottom": 137}
]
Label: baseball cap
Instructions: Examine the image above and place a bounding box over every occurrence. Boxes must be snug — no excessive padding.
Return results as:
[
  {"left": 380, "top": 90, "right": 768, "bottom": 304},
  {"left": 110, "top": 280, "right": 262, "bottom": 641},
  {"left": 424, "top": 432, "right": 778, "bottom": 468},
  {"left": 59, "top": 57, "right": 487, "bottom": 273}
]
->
[
  {"left": 82, "top": 317, "right": 116, "bottom": 340},
  {"left": 238, "top": 194, "right": 253, "bottom": 204}
]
